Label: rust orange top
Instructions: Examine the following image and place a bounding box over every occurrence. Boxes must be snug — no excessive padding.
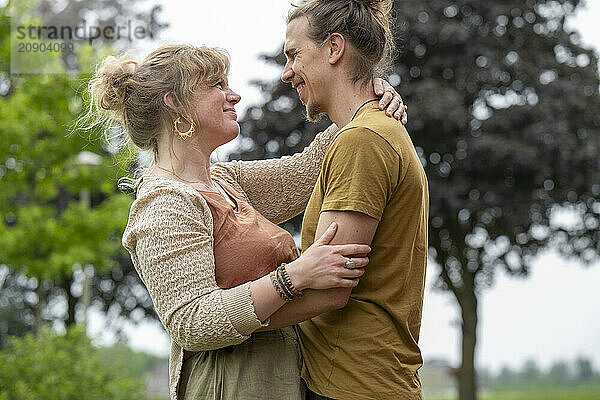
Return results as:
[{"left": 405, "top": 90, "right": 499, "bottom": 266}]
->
[{"left": 200, "top": 180, "right": 300, "bottom": 289}]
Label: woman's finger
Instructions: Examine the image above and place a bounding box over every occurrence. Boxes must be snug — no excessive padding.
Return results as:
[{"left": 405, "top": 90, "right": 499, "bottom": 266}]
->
[
  {"left": 386, "top": 96, "right": 401, "bottom": 116},
  {"left": 372, "top": 77, "right": 385, "bottom": 96},
  {"left": 339, "top": 277, "right": 361, "bottom": 288},
  {"left": 314, "top": 222, "right": 337, "bottom": 245},
  {"left": 335, "top": 244, "right": 372, "bottom": 256},
  {"left": 341, "top": 267, "right": 366, "bottom": 278},
  {"left": 394, "top": 103, "right": 406, "bottom": 120},
  {"left": 378, "top": 90, "right": 394, "bottom": 110},
  {"left": 349, "top": 257, "right": 369, "bottom": 268}
]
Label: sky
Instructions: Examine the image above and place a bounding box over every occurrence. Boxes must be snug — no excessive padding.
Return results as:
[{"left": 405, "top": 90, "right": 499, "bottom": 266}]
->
[{"left": 88, "top": 1, "right": 600, "bottom": 373}]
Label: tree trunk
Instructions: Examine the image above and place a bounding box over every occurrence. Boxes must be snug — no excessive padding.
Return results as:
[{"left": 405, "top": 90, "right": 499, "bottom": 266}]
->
[
  {"left": 34, "top": 282, "right": 45, "bottom": 335},
  {"left": 457, "top": 288, "right": 478, "bottom": 400},
  {"left": 64, "top": 274, "right": 77, "bottom": 326}
]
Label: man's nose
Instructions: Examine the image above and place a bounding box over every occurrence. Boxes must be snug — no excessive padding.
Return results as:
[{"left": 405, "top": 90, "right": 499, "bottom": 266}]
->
[{"left": 281, "top": 63, "right": 294, "bottom": 83}]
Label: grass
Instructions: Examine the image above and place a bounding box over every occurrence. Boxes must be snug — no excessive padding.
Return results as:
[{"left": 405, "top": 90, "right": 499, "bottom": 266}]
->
[{"left": 429, "top": 382, "right": 600, "bottom": 400}]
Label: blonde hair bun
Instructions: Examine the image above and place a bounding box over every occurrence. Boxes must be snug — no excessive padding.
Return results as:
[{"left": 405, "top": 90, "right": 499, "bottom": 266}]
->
[
  {"left": 90, "top": 54, "right": 139, "bottom": 113},
  {"left": 354, "top": 0, "right": 393, "bottom": 12}
]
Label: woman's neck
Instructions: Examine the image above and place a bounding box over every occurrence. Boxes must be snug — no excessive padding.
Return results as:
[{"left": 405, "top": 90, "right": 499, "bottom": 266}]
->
[{"left": 153, "top": 133, "right": 215, "bottom": 188}]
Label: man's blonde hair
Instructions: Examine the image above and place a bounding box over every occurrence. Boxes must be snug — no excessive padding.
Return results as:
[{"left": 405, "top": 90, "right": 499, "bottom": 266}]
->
[{"left": 288, "top": 0, "right": 395, "bottom": 84}]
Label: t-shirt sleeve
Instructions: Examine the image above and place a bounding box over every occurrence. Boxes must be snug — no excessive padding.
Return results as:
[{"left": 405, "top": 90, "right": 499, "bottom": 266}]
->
[{"left": 320, "top": 127, "right": 400, "bottom": 221}]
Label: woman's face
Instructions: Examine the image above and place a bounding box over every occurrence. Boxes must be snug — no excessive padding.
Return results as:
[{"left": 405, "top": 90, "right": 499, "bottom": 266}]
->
[{"left": 191, "top": 76, "right": 241, "bottom": 149}]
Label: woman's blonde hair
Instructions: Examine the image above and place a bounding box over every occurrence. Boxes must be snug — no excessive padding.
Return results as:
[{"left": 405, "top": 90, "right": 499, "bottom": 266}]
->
[
  {"left": 81, "top": 44, "right": 230, "bottom": 189},
  {"left": 288, "top": 0, "right": 394, "bottom": 84}
]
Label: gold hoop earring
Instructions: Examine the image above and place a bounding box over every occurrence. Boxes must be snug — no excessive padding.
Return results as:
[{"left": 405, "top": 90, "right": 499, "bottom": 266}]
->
[{"left": 173, "top": 116, "right": 195, "bottom": 139}]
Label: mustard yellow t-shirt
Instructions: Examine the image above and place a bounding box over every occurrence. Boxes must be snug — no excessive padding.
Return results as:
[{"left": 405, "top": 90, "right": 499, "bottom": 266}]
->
[{"left": 299, "top": 105, "right": 429, "bottom": 400}]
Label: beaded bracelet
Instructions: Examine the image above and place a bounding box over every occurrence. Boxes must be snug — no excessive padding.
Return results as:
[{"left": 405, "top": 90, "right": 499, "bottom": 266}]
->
[
  {"left": 269, "top": 263, "right": 304, "bottom": 301},
  {"left": 280, "top": 263, "right": 303, "bottom": 298},
  {"left": 270, "top": 270, "right": 292, "bottom": 301},
  {"left": 276, "top": 267, "right": 295, "bottom": 299}
]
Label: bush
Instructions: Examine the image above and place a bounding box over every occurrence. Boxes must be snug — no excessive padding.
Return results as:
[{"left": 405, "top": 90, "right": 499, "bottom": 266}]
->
[{"left": 0, "top": 325, "right": 145, "bottom": 400}]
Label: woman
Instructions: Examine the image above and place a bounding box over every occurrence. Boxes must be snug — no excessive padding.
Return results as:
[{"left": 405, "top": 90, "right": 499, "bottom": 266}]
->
[{"left": 86, "top": 44, "right": 405, "bottom": 400}]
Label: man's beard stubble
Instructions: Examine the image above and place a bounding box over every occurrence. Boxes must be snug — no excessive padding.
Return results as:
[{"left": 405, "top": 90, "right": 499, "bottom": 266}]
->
[{"left": 306, "top": 101, "right": 324, "bottom": 123}]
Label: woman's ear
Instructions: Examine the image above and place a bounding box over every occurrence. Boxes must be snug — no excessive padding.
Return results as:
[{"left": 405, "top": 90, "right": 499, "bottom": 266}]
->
[
  {"left": 327, "top": 33, "right": 346, "bottom": 65},
  {"left": 163, "top": 92, "right": 178, "bottom": 115}
]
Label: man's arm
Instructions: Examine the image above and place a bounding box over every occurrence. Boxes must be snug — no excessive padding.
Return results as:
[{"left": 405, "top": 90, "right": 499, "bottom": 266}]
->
[
  {"left": 311, "top": 210, "right": 378, "bottom": 301},
  {"left": 257, "top": 210, "right": 378, "bottom": 331}
]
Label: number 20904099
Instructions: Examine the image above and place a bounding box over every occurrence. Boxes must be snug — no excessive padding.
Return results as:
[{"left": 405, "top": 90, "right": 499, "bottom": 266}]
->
[{"left": 18, "top": 42, "right": 74, "bottom": 53}]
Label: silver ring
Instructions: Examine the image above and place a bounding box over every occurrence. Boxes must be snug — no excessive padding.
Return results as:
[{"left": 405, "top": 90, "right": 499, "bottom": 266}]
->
[{"left": 345, "top": 258, "right": 357, "bottom": 269}]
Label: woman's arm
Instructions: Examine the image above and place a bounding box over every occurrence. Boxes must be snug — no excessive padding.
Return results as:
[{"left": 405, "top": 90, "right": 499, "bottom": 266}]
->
[{"left": 211, "top": 124, "right": 338, "bottom": 225}]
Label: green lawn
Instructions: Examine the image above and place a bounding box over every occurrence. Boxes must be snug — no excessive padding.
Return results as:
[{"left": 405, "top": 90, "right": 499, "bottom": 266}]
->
[
  {"left": 480, "top": 394, "right": 600, "bottom": 400},
  {"left": 432, "top": 396, "right": 600, "bottom": 400},
  {"left": 429, "top": 383, "right": 600, "bottom": 400}
]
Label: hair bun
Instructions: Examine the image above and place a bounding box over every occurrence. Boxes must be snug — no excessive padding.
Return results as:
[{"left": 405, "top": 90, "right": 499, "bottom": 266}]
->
[
  {"left": 353, "top": 0, "right": 392, "bottom": 15},
  {"left": 90, "top": 54, "right": 138, "bottom": 112}
]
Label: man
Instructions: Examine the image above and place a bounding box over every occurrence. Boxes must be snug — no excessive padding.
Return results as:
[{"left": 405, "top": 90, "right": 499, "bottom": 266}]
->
[{"left": 280, "top": 1, "right": 429, "bottom": 399}]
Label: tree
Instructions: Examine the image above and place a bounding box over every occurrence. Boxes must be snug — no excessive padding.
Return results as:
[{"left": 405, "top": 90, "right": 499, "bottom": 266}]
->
[
  {"left": 0, "top": 266, "right": 37, "bottom": 348},
  {"left": 521, "top": 359, "right": 542, "bottom": 382},
  {"left": 0, "top": 325, "right": 145, "bottom": 400},
  {"left": 236, "top": 1, "right": 600, "bottom": 399},
  {"left": 0, "top": 0, "right": 166, "bottom": 344},
  {"left": 35, "top": 0, "right": 169, "bottom": 72},
  {"left": 548, "top": 360, "right": 572, "bottom": 385},
  {"left": 574, "top": 357, "right": 595, "bottom": 382}
]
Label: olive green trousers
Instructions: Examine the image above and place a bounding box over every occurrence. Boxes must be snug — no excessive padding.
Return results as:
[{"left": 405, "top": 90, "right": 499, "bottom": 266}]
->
[{"left": 179, "top": 327, "right": 305, "bottom": 400}]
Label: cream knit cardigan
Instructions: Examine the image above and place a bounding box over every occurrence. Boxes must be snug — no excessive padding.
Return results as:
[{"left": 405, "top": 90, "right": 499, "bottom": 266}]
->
[{"left": 122, "top": 125, "right": 337, "bottom": 400}]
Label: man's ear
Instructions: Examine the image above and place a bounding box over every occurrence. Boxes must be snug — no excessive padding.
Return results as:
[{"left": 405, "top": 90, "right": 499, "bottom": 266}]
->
[{"left": 327, "top": 33, "right": 345, "bottom": 65}]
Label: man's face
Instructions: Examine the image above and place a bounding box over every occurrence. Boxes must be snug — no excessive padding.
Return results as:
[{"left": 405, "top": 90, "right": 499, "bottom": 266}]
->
[{"left": 281, "top": 17, "right": 329, "bottom": 122}]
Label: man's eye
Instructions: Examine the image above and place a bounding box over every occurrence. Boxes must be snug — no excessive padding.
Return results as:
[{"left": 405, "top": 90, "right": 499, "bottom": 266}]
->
[{"left": 215, "top": 81, "right": 224, "bottom": 88}]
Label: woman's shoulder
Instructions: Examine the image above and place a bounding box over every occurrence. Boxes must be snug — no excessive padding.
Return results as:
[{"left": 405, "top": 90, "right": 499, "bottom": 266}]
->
[
  {"left": 136, "top": 175, "right": 197, "bottom": 196},
  {"left": 123, "top": 176, "right": 214, "bottom": 250},
  {"left": 128, "top": 176, "right": 213, "bottom": 226}
]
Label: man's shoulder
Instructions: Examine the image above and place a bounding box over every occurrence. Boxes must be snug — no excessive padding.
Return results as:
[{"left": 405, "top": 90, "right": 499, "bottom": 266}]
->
[{"left": 339, "top": 107, "right": 410, "bottom": 150}]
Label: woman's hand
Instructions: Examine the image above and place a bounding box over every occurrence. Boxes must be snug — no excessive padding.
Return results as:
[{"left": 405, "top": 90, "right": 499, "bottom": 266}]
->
[
  {"left": 286, "top": 222, "right": 370, "bottom": 291},
  {"left": 373, "top": 77, "right": 408, "bottom": 125}
]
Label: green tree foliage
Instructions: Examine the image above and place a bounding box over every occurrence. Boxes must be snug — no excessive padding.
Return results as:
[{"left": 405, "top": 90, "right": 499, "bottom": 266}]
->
[
  {"left": 236, "top": 1, "right": 600, "bottom": 399},
  {"left": 575, "top": 357, "right": 595, "bottom": 382},
  {"left": 0, "top": 0, "right": 164, "bottom": 344},
  {"left": 0, "top": 268, "right": 37, "bottom": 347},
  {"left": 493, "top": 357, "right": 598, "bottom": 388},
  {"left": 0, "top": 326, "right": 145, "bottom": 400}
]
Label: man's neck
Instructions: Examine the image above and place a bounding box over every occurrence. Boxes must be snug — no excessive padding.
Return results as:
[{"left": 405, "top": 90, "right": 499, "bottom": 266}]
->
[{"left": 325, "top": 80, "right": 377, "bottom": 128}]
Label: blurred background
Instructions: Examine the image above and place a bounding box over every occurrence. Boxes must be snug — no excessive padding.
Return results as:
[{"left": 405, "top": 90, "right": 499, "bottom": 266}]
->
[{"left": 1, "top": 0, "right": 599, "bottom": 399}]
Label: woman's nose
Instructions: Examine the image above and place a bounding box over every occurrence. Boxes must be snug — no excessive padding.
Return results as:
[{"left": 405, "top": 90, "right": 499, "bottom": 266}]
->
[{"left": 227, "top": 90, "right": 241, "bottom": 104}]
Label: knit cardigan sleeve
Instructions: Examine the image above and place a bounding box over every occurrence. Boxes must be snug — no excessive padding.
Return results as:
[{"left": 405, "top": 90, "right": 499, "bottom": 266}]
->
[
  {"left": 211, "top": 124, "right": 338, "bottom": 225},
  {"left": 122, "top": 179, "right": 264, "bottom": 351}
]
